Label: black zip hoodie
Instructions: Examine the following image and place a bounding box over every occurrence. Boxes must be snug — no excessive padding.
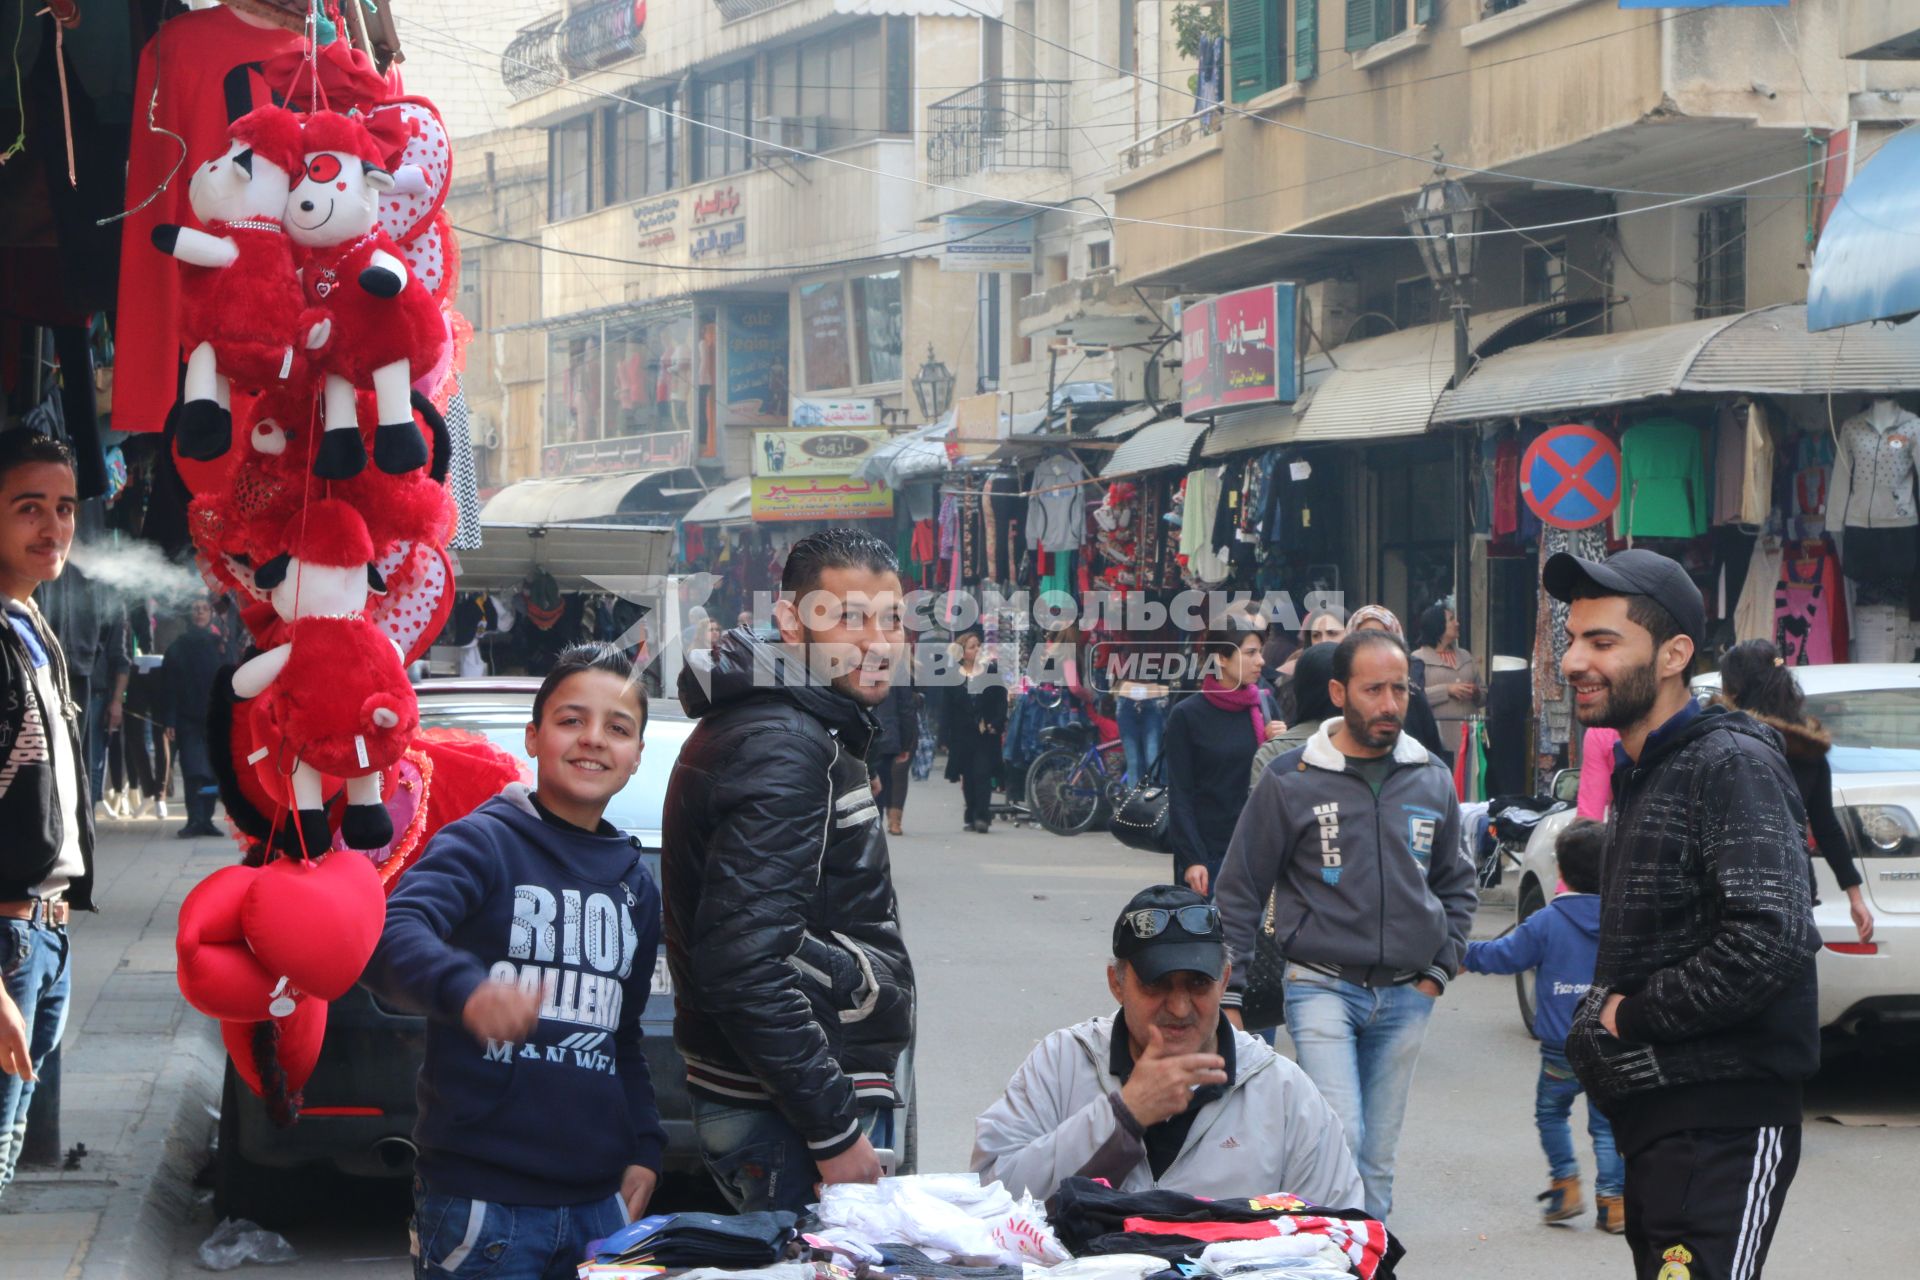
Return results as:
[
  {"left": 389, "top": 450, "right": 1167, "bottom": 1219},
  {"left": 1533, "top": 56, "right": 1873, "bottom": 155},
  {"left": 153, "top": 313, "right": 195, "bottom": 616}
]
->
[
  {"left": 661, "top": 627, "right": 915, "bottom": 1159},
  {"left": 0, "top": 602, "right": 95, "bottom": 909},
  {"left": 1564, "top": 703, "right": 1821, "bottom": 1156}
]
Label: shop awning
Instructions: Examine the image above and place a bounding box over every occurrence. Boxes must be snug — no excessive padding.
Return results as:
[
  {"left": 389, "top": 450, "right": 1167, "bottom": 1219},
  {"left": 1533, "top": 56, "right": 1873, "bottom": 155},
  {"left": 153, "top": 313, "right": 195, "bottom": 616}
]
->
[
  {"left": 1101, "top": 417, "right": 1209, "bottom": 478},
  {"left": 1432, "top": 304, "right": 1920, "bottom": 423},
  {"left": 1093, "top": 404, "right": 1166, "bottom": 440},
  {"left": 852, "top": 418, "right": 955, "bottom": 488},
  {"left": 455, "top": 523, "right": 672, "bottom": 593},
  {"left": 479, "top": 469, "right": 697, "bottom": 525},
  {"left": 682, "top": 477, "right": 753, "bottom": 525},
  {"left": 1289, "top": 301, "right": 1604, "bottom": 443},
  {"left": 1807, "top": 129, "right": 1920, "bottom": 332}
]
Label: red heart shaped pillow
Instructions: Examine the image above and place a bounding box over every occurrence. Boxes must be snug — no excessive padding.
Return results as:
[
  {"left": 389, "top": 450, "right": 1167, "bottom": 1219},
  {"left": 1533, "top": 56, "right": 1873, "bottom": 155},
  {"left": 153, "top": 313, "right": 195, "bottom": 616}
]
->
[
  {"left": 241, "top": 852, "right": 387, "bottom": 1001},
  {"left": 177, "top": 865, "right": 277, "bottom": 1022},
  {"left": 222, "top": 998, "right": 329, "bottom": 1100}
]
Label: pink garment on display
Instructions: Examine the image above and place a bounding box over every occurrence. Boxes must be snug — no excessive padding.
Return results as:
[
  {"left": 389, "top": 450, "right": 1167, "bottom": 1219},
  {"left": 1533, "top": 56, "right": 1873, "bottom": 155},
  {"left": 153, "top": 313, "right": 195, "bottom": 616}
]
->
[
  {"left": 1576, "top": 727, "right": 1620, "bottom": 821},
  {"left": 1774, "top": 541, "right": 1846, "bottom": 666}
]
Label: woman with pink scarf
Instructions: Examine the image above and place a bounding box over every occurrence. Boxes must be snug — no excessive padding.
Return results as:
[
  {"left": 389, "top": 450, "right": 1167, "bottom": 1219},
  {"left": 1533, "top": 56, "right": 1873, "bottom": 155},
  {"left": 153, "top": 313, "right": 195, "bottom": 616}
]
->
[{"left": 1164, "top": 622, "right": 1285, "bottom": 897}]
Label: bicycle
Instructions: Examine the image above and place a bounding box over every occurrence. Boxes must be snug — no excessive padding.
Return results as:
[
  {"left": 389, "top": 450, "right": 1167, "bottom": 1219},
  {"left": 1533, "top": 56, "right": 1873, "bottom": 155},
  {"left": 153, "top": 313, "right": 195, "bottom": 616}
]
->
[{"left": 1025, "top": 721, "right": 1130, "bottom": 836}]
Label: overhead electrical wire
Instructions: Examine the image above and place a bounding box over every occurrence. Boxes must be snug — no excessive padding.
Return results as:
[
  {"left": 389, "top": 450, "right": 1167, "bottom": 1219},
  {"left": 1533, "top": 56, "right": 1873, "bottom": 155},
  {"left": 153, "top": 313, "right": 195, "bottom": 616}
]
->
[{"left": 396, "top": 16, "right": 1834, "bottom": 247}]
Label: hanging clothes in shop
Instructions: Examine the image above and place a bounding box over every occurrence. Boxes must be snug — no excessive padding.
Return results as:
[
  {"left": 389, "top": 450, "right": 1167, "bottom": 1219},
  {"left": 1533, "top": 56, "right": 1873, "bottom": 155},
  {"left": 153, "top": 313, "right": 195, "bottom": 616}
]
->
[
  {"left": 1617, "top": 417, "right": 1709, "bottom": 540},
  {"left": 983, "top": 473, "right": 1024, "bottom": 582},
  {"left": 1774, "top": 540, "right": 1848, "bottom": 667},
  {"left": 1534, "top": 526, "right": 1608, "bottom": 753},
  {"left": 1734, "top": 535, "right": 1784, "bottom": 644},
  {"left": 1826, "top": 399, "right": 1920, "bottom": 592},
  {"left": 1179, "top": 468, "right": 1230, "bottom": 586},
  {"left": 1028, "top": 452, "right": 1090, "bottom": 553},
  {"left": 1787, "top": 433, "right": 1834, "bottom": 539},
  {"left": 1712, "top": 400, "right": 1775, "bottom": 528},
  {"left": 1492, "top": 434, "right": 1521, "bottom": 540},
  {"left": 114, "top": 6, "right": 305, "bottom": 433}
]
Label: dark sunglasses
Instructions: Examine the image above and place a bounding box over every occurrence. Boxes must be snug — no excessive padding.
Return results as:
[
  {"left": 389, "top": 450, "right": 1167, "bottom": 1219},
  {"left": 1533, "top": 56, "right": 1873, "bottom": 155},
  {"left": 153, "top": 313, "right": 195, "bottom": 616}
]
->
[{"left": 1122, "top": 905, "right": 1220, "bottom": 939}]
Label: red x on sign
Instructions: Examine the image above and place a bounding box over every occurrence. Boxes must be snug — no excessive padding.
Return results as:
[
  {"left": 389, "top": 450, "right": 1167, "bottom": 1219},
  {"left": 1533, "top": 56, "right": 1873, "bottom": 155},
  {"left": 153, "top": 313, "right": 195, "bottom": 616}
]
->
[{"left": 1519, "top": 424, "right": 1621, "bottom": 531}]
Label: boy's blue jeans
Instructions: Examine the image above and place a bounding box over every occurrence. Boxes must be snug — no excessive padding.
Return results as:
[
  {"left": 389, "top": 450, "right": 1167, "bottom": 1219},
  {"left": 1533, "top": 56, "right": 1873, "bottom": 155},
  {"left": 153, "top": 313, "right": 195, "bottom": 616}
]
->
[
  {"left": 1115, "top": 697, "right": 1166, "bottom": 786},
  {"left": 1537, "top": 1047, "right": 1623, "bottom": 1196},
  {"left": 411, "top": 1178, "right": 629, "bottom": 1279},
  {"left": 691, "top": 1097, "right": 894, "bottom": 1214},
  {"left": 0, "top": 915, "right": 70, "bottom": 1196}
]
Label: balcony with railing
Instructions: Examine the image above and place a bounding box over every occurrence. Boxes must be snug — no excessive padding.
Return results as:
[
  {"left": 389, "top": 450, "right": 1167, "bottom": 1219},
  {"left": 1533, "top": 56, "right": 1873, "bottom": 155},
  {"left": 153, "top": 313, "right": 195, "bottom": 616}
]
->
[
  {"left": 560, "top": 0, "right": 647, "bottom": 75},
  {"left": 502, "top": 15, "right": 564, "bottom": 102},
  {"left": 926, "top": 79, "right": 1068, "bottom": 182},
  {"left": 1119, "top": 109, "right": 1223, "bottom": 174}
]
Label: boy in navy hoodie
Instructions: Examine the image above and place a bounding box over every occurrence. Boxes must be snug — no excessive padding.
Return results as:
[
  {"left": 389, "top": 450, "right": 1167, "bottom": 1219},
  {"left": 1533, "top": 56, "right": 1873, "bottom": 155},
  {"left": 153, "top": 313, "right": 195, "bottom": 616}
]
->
[
  {"left": 1462, "top": 819, "right": 1622, "bottom": 1234},
  {"left": 365, "top": 644, "right": 666, "bottom": 1280}
]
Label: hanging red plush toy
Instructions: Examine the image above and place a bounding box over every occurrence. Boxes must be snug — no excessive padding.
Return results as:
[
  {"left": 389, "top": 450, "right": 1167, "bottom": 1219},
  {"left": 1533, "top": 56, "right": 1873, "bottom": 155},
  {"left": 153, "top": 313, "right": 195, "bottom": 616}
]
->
[
  {"left": 288, "top": 110, "right": 447, "bottom": 480},
  {"left": 231, "top": 498, "right": 420, "bottom": 855}
]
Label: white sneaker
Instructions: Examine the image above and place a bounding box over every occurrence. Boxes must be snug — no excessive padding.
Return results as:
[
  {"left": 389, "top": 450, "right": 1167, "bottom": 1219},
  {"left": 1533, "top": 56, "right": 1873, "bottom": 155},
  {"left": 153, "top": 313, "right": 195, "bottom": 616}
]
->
[{"left": 157, "top": 800, "right": 170, "bottom": 821}]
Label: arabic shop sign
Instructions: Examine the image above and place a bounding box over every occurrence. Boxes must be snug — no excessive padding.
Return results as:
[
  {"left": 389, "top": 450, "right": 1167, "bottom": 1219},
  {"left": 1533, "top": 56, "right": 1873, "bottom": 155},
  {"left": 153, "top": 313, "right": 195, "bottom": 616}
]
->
[
  {"left": 1179, "top": 282, "right": 1299, "bottom": 416},
  {"left": 632, "top": 196, "right": 678, "bottom": 250},
  {"left": 791, "top": 397, "right": 881, "bottom": 428},
  {"left": 939, "top": 215, "right": 1036, "bottom": 273},
  {"left": 752, "top": 428, "right": 890, "bottom": 478},
  {"left": 751, "top": 473, "right": 894, "bottom": 522},
  {"left": 690, "top": 183, "right": 746, "bottom": 261}
]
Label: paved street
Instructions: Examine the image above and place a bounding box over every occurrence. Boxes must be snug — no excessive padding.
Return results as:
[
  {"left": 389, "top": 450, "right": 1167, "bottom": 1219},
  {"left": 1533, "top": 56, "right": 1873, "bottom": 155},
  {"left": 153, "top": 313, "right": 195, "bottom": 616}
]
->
[{"left": 5, "top": 776, "right": 1916, "bottom": 1277}]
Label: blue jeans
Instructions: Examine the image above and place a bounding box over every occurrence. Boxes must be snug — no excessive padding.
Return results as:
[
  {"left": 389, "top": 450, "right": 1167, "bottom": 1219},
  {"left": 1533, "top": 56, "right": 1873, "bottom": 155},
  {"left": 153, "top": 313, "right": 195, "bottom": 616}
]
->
[
  {"left": 1537, "top": 1047, "right": 1622, "bottom": 1196},
  {"left": 0, "top": 916, "right": 71, "bottom": 1196},
  {"left": 690, "top": 1097, "right": 894, "bottom": 1214},
  {"left": 411, "top": 1178, "right": 629, "bottom": 1279},
  {"left": 1116, "top": 696, "right": 1166, "bottom": 786},
  {"left": 1282, "top": 967, "right": 1435, "bottom": 1222}
]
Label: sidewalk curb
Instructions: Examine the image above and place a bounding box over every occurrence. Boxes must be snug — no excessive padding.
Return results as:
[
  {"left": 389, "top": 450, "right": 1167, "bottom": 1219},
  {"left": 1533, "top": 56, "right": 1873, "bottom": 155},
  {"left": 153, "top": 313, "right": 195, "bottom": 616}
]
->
[{"left": 79, "top": 1016, "right": 223, "bottom": 1280}]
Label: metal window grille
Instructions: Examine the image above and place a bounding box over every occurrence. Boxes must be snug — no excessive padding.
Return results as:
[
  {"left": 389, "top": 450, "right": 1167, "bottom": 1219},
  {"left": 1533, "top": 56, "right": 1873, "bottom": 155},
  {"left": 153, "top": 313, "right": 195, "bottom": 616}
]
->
[
  {"left": 1696, "top": 202, "right": 1747, "bottom": 319},
  {"left": 927, "top": 80, "right": 1069, "bottom": 181}
]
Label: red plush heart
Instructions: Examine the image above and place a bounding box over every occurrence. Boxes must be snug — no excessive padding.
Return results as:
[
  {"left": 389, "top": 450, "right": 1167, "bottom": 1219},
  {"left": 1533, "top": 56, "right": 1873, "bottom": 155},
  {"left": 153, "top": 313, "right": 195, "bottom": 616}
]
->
[
  {"left": 240, "top": 852, "right": 387, "bottom": 1001},
  {"left": 177, "top": 865, "right": 277, "bottom": 1022},
  {"left": 222, "top": 998, "right": 329, "bottom": 1098}
]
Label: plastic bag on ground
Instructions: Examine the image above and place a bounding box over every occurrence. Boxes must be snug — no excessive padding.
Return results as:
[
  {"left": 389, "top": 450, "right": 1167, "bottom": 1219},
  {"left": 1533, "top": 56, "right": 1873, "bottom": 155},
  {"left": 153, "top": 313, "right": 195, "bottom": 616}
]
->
[{"left": 197, "top": 1218, "right": 299, "bottom": 1270}]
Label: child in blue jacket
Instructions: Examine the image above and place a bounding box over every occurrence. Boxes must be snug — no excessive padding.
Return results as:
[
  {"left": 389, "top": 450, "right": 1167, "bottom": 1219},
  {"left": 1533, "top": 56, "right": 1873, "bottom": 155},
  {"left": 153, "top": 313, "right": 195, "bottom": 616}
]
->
[
  {"left": 1462, "top": 818, "right": 1623, "bottom": 1234},
  {"left": 364, "top": 644, "right": 666, "bottom": 1280}
]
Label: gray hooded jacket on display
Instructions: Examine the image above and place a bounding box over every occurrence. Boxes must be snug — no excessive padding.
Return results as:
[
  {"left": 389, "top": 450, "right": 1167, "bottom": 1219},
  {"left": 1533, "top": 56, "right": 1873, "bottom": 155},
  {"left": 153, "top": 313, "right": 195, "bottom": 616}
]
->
[
  {"left": 972, "top": 1015, "right": 1363, "bottom": 1207},
  {"left": 1216, "top": 719, "right": 1477, "bottom": 1000}
]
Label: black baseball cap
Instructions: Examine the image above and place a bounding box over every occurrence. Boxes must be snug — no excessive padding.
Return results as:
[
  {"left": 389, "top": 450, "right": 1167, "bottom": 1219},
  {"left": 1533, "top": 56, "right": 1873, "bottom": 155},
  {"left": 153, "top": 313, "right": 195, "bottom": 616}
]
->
[
  {"left": 1112, "top": 885, "right": 1226, "bottom": 984},
  {"left": 1542, "top": 548, "right": 1705, "bottom": 647}
]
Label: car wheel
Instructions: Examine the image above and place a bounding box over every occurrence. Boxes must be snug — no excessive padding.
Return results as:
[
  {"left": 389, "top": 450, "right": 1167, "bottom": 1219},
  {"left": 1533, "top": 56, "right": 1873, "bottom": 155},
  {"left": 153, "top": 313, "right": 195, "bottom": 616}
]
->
[
  {"left": 1514, "top": 878, "right": 1545, "bottom": 1039},
  {"left": 214, "top": 1065, "right": 309, "bottom": 1229}
]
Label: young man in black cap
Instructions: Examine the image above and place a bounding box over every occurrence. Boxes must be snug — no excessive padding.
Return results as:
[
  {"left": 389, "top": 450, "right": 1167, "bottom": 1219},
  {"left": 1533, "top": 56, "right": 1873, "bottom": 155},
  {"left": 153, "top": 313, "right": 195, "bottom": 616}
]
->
[
  {"left": 972, "top": 885, "right": 1360, "bottom": 1207},
  {"left": 1545, "top": 547, "right": 1819, "bottom": 1279}
]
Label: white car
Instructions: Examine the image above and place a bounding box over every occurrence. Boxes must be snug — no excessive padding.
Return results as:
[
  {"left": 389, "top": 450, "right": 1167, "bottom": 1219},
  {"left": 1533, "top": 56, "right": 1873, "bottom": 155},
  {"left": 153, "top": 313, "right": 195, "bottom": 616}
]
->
[{"left": 1512, "top": 664, "right": 1920, "bottom": 1046}]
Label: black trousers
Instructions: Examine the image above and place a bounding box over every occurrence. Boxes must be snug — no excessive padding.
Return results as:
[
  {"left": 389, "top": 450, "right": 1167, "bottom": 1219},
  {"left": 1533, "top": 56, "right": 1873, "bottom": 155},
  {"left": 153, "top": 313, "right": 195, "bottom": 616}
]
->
[
  {"left": 876, "top": 754, "right": 910, "bottom": 815},
  {"left": 1625, "top": 1125, "right": 1800, "bottom": 1280},
  {"left": 956, "top": 738, "right": 1001, "bottom": 826}
]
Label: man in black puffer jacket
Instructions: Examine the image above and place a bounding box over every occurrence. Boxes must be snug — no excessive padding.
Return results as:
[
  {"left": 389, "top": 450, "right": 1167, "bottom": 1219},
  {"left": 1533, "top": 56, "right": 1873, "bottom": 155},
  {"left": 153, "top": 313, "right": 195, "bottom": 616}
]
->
[
  {"left": 1546, "top": 550, "right": 1817, "bottom": 1280},
  {"left": 662, "top": 529, "right": 915, "bottom": 1213}
]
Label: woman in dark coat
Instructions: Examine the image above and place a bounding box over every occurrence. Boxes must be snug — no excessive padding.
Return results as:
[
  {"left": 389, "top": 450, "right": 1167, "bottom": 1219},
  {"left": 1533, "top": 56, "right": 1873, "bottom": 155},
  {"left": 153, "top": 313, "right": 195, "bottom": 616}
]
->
[
  {"left": 871, "top": 684, "right": 921, "bottom": 836},
  {"left": 944, "top": 631, "right": 1007, "bottom": 833},
  {"left": 1164, "top": 622, "right": 1284, "bottom": 897},
  {"left": 1719, "top": 639, "right": 1874, "bottom": 943}
]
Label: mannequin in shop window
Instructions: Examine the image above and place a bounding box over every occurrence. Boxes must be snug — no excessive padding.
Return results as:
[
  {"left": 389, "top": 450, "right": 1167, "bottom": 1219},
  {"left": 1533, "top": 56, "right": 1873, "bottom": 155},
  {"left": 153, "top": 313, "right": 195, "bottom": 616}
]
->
[{"left": 1827, "top": 397, "right": 1920, "bottom": 662}]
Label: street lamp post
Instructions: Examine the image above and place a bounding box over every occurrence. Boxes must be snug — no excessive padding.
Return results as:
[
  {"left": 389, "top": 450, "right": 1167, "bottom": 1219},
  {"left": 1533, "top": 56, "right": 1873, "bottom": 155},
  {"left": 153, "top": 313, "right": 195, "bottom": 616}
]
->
[
  {"left": 912, "top": 345, "right": 955, "bottom": 421},
  {"left": 1404, "top": 159, "right": 1482, "bottom": 385},
  {"left": 1405, "top": 156, "right": 1484, "bottom": 683}
]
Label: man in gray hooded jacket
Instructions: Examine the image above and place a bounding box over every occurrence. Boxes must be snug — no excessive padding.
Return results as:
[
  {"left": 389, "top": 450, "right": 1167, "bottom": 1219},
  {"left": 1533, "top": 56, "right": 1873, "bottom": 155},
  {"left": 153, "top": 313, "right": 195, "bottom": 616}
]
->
[
  {"left": 973, "top": 885, "right": 1361, "bottom": 1209},
  {"left": 1215, "top": 629, "right": 1477, "bottom": 1222}
]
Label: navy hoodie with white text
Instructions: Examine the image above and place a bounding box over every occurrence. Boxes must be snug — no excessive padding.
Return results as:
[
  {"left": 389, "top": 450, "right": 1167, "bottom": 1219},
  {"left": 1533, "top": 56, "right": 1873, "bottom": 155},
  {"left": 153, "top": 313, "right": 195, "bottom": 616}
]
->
[{"left": 362, "top": 782, "right": 666, "bottom": 1206}]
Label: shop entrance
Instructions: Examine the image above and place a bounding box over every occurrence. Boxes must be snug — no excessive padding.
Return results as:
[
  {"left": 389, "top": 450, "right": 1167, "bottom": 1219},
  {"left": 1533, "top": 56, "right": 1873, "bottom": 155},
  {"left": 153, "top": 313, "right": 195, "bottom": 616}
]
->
[{"left": 1373, "top": 439, "right": 1458, "bottom": 629}]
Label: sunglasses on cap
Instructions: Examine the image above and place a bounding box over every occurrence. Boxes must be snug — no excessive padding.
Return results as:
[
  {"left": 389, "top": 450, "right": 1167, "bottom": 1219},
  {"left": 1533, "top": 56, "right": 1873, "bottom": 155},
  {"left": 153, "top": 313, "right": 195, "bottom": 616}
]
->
[{"left": 1121, "top": 905, "right": 1221, "bottom": 939}]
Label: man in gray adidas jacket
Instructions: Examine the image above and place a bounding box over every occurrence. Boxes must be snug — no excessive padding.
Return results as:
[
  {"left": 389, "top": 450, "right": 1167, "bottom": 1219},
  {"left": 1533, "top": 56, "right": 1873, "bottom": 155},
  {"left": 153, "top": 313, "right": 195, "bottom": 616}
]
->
[
  {"left": 1215, "top": 629, "right": 1477, "bottom": 1222},
  {"left": 973, "top": 885, "right": 1362, "bottom": 1209}
]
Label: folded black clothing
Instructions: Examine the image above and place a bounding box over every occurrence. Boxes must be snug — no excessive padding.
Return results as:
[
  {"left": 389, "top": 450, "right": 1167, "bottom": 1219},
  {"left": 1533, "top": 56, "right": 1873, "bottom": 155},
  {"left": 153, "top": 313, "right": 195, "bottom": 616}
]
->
[
  {"left": 591, "top": 1210, "right": 800, "bottom": 1267},
  {"left": 1043, "top": 1178, "right": 1403, "bottom": 1279}
]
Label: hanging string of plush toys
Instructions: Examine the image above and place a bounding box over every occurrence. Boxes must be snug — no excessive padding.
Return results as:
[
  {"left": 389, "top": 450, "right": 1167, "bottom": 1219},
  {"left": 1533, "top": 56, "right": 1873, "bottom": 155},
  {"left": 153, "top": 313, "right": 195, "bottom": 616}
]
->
[{"left": 171, "top": 3, "right": 520, "bottom": 1123}]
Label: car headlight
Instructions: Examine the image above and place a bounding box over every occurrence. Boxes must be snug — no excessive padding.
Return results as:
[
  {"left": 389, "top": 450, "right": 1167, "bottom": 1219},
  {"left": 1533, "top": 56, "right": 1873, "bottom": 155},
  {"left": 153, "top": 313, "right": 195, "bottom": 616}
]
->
[{"left": 1845, "top": 804, "right": 1920, "bottom": 856}]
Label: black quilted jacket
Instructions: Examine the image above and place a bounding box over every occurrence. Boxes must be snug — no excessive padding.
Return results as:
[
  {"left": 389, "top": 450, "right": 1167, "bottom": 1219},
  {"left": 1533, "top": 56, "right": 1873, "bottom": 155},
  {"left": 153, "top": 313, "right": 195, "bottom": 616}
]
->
[
  {"left": 1565, "top": 703, "right": 1821, "bottom": 1156},
  {"left": 661, "top": 628, "right": 915, "bottom": 1158}
]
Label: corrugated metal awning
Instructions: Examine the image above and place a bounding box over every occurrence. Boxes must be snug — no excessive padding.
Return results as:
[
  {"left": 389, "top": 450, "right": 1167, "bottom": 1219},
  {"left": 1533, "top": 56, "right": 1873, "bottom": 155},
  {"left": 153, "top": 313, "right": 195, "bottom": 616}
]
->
[
  {"left": 682, "top": 477, "right": 753, "bottom": 525},
  {"left": 1094, "top": 404, "right": 1167, "bottom": 440},
  {"left": 1290, "top": 302, "right": 1581, "bottom": 443},
  {"left": 1433, "top": 304, "right": 1920, "bottom": 423},
  {"left": 479, "top": 470, "right": 688, "bottom": 524},
  {"left": 1101, "top": 418, "right": 1209, "bottom": 478}
]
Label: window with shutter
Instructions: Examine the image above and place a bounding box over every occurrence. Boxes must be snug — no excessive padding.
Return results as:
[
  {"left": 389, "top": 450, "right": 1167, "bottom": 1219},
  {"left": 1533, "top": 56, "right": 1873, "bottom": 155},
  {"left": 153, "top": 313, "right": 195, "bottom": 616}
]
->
[
  {"left": 1296, "top": 0, "right": 1318, "bottom": 80},
  {"left": 1380, "top": 0, "right": 1407, "bottom": 38},
  {"left": 1228, "top": 0, "right": 1269, "bottom": 103},
  {"left": 1345, "top": 0, "right": 1376, "bottom": 52}
]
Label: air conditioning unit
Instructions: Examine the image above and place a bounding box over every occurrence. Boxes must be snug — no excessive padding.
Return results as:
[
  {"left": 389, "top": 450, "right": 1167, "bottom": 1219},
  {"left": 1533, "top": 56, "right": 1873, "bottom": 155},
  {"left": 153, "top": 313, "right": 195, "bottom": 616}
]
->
[{"left": 754, "top": 115, "right": 824, "bottom": 155}]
